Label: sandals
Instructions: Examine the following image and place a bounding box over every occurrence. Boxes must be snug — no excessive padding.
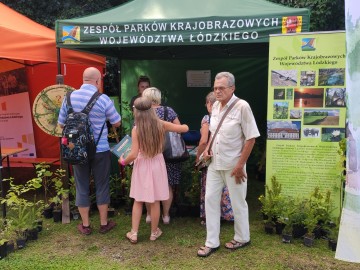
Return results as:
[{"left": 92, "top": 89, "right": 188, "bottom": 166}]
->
[
  {"left": 225, "top": 240, "right": 251, "bottom": 250},
  {"left": 126, "top": 231, "right": 138, "bottom": 244},
  {"left": 197, "top": 246, "right": 219, "bottom": 257},
  {"left": 149, "top": 228, "right": 163, "bottom": 241}
]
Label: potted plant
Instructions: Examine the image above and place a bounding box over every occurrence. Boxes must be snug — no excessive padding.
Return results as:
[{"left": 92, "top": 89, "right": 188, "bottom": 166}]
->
[
  {"left": 109, "top": 173, "right": 123, "bottom": 209},
  {"left": 302, "top": 202, "right": 318, "bottom": 247},
  {"left": 33, "top": 163, "right": 59, "bottom": 219},
  {"left": 277, "top": 196, "right": 296, "bottom": 243},
  {"left": 0, "top": 220, "right": 16, "bottom": 254},
  {"left": 1, "top": 175, "right": 45, "bottom": 249},
  {"left": 48, "top": 168, "right": 68, "bottom": 222},
  {"left": 68, "top": 176, "right": 80, "bottom": 220},
  {"left": 307, "top": 187, "right": 334, "bottom": 239},
  {"left": 34, "top": 163, "right": 54, "bottom": 208},
  {"left": 326, "top": 219, "right": 340, "bottom": 251},
  {"left": 10, "top": 203, "right": 31, "bottom": 250},
  {"left": 258, "top": 176, "right": 285, "bottom": 234},
  {"left": 0, "top": 238, "right": 8, "bottom": 260},
  {"left": 184, "top": 169, "right": 201, "bottom": 206},
  {"left": 14, "top": 228, "right": 27, "bottom": 250},
  {"left": 121, "top": 165, "right": 133, "bottom": 215},
  {"left": 35, "top": 165, "right": 67, "bottom": 220},
  {"left": 107, "top": 207, "right": 116, "bottom": 218},
  {"left": 280, "top": 219, "right": 293, "bottom": 243},
  {"left": 0, "top": 220, "right": 12, "bottom": 259},
  {"left": 26, "top": 200, "right": 44, "bottom": 240}
]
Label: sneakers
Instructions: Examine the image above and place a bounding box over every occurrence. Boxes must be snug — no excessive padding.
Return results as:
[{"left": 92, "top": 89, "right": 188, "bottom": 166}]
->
[
  {"left": 77, "top": 224, "right": 92, "bottom": 235},
  {"left": 146, "top": 215, "right": 170, "bottom": 224},
  {"left": 162, "top": 215, "right": 170, "bottom": 225},
  {"left": 99, "top": 220, "right": 116, "bottom": 234}
]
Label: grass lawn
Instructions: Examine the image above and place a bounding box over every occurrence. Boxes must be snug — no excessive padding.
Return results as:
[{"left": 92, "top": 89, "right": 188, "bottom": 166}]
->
[
  {"left": 303, "top": 116, "right": 326, "bottom": 125},
  {"left": 0, "top": 170, "right": 358, "bottom": 269}
]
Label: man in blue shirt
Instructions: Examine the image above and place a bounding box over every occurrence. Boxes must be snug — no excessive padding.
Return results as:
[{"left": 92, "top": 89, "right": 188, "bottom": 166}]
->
[{"left": 58, "top": 67, "right": 121, "bottom": 235}]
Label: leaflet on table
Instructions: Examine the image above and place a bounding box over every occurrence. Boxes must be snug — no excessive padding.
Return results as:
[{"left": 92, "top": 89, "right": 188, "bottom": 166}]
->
[{"left": 110, "top": 135, "right": 132, "bottom": 158}]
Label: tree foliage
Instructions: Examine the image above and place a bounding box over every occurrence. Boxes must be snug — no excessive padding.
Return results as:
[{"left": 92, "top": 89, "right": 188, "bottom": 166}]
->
[
  {"left": 3, "top": 0, "right": 344, "bottom": 32},
  {"left": 268, "top": 0, "right": 345, "bottom": 31},
  {"left": 1, "top": 0, "right": 128, "bottom": 28}
]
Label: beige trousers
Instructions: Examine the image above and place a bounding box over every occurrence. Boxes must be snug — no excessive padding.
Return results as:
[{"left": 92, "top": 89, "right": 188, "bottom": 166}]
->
[{"left": 204, "top": 164, "right": 250, "bottom": 248}]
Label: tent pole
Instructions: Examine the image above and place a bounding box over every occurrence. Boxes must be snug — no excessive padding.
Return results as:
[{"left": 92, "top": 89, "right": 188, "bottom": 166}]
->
[
  {"left": 56, "top": 47, "right": 69, "bottom": 223},
  {"left": 57, "top": 48, "right": 61, "bottom": 74},
  {"left": 118, "top": 56, "right": 121, "bottom": 109},
  {"left": 56, "top": 48, "right": 64, "bottom": 84}
]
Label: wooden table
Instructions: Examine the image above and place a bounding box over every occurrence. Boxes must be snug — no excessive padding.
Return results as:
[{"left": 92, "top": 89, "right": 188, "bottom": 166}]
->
[
  {"left": 0, "top": 146, "right": 28, "bottom": 218},
  {"left": 8, "top": 157, "right": 60, "bottom": 167}
]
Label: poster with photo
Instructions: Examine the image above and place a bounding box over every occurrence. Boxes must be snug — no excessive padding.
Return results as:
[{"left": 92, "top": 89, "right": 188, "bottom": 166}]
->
[
  {"left": 0, "top": 68, "right": 36, "bottom": 157},
  {"left": 266, "top": 32, "right": 346, "bottom": 217}
]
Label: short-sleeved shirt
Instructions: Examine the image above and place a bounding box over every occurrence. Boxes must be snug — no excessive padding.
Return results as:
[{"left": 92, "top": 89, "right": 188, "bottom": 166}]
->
[
  {"left": 201, "top": 115, "right": 210, "bottom": 127},
  {"left": 155, "top": 106, "right": 177, "bottom": 122},
  {"left": 58, "top": 84, "right": 121, "bottom": 153},
  {"left": 130, "top": 94, "right": 141, "bottom": 111},
  {"left": 209, "top": 94, "right": 260, "bottom": 170}
]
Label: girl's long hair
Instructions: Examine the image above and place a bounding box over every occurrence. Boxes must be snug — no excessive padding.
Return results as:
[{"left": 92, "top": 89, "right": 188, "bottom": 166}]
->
[{"left": 133, "top": 97, "right": 164, "bottom": 158}]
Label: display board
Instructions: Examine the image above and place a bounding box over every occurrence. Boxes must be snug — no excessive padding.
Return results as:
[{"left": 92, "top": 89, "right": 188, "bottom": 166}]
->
[
  {"left": 0, "top": 67, "right": 36, "bottom": 157},
  {"left": 266, "top": 31, "right": 346, "bottom": 217},
  {"left": 32, "top": 85, "right": 75, "bottom": 137}
]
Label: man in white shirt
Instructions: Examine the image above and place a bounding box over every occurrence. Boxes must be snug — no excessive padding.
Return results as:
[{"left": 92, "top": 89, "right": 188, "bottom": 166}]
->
[{"left": 197, "top": 71, "right": 260, "bottom": 257}]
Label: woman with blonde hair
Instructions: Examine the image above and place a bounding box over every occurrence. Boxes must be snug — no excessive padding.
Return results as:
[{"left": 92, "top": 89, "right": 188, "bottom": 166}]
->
[
  {"left": 119, "top": 97, "right": 188, "bottom": 243},
  {"left": 142, "top": 87, "right": 183, "bottom": 225}
]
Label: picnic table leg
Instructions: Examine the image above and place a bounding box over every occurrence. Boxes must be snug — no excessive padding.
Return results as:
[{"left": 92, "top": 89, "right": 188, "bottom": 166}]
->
[
  {"left": 0, "top": 141, "right": 6, "bottom": 219},
  {"left": 0, "top": 160, "right": 6, "bottom": 219}
]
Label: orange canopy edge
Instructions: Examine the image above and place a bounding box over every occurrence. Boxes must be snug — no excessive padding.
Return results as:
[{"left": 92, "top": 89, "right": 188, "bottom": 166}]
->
[
  {"left": 0, "top": 2, "right": 105, "bottom": 65},
  {"left": 0, "top": 3, "right": 106, "bottom": 159}
]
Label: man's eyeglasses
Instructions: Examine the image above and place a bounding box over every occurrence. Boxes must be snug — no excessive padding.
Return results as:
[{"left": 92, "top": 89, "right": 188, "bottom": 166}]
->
[{"left": 213, "top": 86, "right": 233, "bottom": 92}]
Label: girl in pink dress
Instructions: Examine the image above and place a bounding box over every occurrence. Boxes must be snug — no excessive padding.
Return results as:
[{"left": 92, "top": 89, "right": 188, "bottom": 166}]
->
[{"left": 119, "top": 97, "right": 189, "bottom": 244}]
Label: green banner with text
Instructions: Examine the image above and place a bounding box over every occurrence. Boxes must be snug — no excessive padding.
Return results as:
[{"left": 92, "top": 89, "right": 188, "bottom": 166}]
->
[{"left": 266, "top": 31, "right": 346, "bottom": 217}]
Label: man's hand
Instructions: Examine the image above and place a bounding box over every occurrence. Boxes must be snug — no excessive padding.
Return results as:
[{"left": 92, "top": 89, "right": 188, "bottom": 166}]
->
[{"left": 231, "top": 164, "right": 247, "bottom": 184}]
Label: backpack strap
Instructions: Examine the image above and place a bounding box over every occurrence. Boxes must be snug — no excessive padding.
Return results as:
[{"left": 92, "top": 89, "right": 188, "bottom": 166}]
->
[
  {"left": 95, "top": 123, "right": 105, "bottom": 146},
  {"left": 163, "top": 106, "right": 168, "bottom": 121},
  {"left": 82, "top": 92, "right": 102, "bottom": 114},
  {"left": 83, "top": 92, "right": 103, "bottom": 146},
  {"left": 66, "top": 91, "right": 74, "bottom": 114},
  {"left": 66, "top": 91, "right": 102, "bottom": 115}
]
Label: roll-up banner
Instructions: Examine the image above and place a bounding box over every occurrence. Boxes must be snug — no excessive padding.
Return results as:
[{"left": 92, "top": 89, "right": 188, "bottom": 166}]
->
[{"left": 267, "top": 31, "right": 346, "bottom": 219}]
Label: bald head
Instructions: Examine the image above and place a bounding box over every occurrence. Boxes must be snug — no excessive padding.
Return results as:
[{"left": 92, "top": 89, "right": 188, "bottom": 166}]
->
[{"left": 83, "top": 67, "right": 102, "bottom": 88}]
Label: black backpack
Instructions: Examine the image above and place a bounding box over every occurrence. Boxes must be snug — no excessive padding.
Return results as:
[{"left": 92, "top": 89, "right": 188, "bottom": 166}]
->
[{"left": 61, "top": 91, "right": 104, "bottom": 165}]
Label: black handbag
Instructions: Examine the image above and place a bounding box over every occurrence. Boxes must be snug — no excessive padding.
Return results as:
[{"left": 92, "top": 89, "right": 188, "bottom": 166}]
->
[{"left": 162, "top": 106, "right": 189, "bottom": 163}]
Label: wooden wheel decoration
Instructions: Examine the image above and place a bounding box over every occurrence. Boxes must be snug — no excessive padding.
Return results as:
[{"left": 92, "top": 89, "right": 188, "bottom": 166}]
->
[{"left": 32, "top": 84, "right": 75, "bottom": 137}]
